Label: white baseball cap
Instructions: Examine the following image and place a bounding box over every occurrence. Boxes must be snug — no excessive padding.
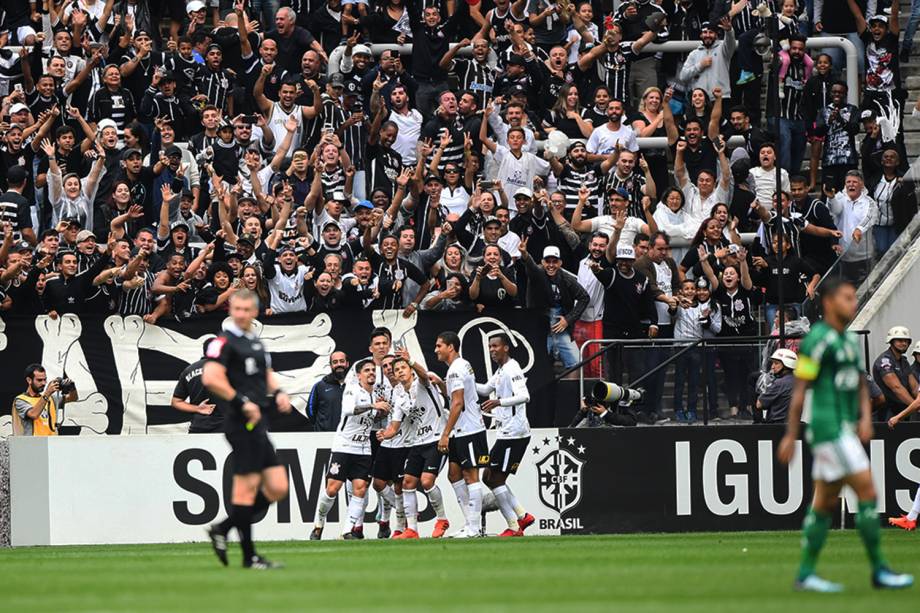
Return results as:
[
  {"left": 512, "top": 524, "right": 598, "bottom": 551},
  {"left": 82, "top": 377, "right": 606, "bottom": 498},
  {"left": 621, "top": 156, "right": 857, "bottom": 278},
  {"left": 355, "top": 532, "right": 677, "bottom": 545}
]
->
[
  {"left": 10, "top": 102, "right": 29, "bottom": 114},
  {"left": 352, "top": 44, "right": 372, "bottom": 56},
  {"left": 542, "top": 246, "right": 561, "bottom": 260},
  {"left": 514, "top": 187, "right": 534, "bottom": 199},
  {"left": 616, "top": 245, "right": 636, "bottom": 260},
  {"left": 186, "top": 0, "right": 206, "bottom": 12},
  {"left": 97, "top": 118, "right": 118, "bottom": 132}
]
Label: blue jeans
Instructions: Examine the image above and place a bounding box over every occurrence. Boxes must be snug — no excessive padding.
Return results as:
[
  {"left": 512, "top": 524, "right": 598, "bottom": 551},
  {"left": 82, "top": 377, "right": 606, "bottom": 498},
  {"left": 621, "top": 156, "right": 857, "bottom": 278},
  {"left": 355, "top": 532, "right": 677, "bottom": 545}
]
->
[
  {"left": 874, "top": 225, "right": 899, "bottom": 259},
  {"left": 818, "top": 32, "right": 865, "bottom": 76},
  {"left": 904, "top": 0, "right": 920, "bottom": 52},
  {"left": 547, "top": 307, "right": 580, "bottom": 369},
  {"left": 771, "top": 118, "right": 807, "bottom": 174},
  {"left": 674, "top": 347, "right": 701, "bottom": 412},
  {"left": 250, "top": 0, "right": 280, "bottom": 28}
]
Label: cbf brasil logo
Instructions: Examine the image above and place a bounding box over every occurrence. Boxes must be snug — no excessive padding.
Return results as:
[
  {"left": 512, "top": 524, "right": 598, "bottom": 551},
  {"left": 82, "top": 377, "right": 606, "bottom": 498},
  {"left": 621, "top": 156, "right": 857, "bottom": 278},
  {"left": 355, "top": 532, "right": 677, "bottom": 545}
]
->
[{"left": 533, "top": 435, "right": 586, "bottom": 514}]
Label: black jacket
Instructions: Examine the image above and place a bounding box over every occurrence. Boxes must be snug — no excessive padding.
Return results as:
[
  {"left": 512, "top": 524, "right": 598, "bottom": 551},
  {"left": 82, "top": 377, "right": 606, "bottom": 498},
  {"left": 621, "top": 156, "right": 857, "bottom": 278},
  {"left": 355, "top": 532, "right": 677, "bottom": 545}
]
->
[
  {"left": 307, "top": 374, "right": 346, "bottom": 432},
  {"left": 521, "top": 250, "right": 588, "bottom": 331}
]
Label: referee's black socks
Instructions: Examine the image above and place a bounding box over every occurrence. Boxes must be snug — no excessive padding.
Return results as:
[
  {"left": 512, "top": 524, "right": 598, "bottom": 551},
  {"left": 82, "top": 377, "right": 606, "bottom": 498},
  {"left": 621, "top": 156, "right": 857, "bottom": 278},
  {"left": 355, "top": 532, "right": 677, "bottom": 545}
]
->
[{"left": 233, "top": 504, "right": 257, "bottom": 563}]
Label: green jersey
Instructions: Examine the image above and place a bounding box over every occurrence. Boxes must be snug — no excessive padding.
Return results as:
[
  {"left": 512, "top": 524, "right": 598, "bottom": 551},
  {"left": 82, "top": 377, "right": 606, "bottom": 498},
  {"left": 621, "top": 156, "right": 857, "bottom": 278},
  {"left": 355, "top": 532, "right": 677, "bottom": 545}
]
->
[{"left": 794, "top": 321, "right": 863, "bottom": 444}]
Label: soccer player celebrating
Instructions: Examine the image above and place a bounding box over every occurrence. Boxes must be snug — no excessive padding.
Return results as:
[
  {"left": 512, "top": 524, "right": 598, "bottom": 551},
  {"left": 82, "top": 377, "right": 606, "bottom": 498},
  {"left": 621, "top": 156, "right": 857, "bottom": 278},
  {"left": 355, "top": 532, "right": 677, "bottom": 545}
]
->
[
  {"left": 436, "top": 331, "right": 489, "bottom": 538},
  {"left": 203, "top": 290, "right": 293, "bottom": 570},
  {"left": 311, "top": 360, "right": 389, "bottom": 540},
  {"left": 371, "top": 355, "right": 409, "bottom": 538},
  {"left": 392, "top": 352, "right": 451, "bottom": 539},
  {"left": 479, "top": 333, "right": 536, "bottom": 537},
  {"left": 777, "top": 279, "right": 914, "bottom": 592},
  {"left": 887, "top": 393, "right": 920, "bottom": 530}
]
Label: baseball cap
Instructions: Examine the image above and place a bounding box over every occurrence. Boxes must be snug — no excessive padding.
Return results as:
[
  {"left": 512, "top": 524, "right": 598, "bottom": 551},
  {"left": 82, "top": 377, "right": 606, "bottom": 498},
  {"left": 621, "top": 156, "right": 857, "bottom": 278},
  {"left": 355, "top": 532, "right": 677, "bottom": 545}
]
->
[
  {"left": 611, "top": 187, "right": 630, "bottom": 200},
  {"left": 868, "top": 15, "right": 888, "bottom": 24},
  {"left": 567, "top": 141, "right": 587, "bottom": 154},
  {"left": 332, "top": 191, "right": 349, "bottom": 202},
  {"left": 542, "top": 246, "right": 561, "bottom": 260},
  {"left": 159, "top": 70, "right": 177, "bottom": 82},
  {"left": 344, "top": 80, "right": 361, "bottom": 96},
  {"left": 322, "top": 221, "right": 342, "bottom": 232},
  {"left": 181, "top": 189, "right": 194, "bottom": 200},
  {"left": 354, "top": 200, "right": 374, "bottom": 210},
  {"left": 187, "top": 0, "right": 206, "bottom": 12},
  {"left": 75, "top": 229, "right": 96, "bottom": 243},
  {"left": 164, "top": 145, "right": 182, "bottom": 158},
  {"left": 860, "top": 109, "right": 876, "bottom": 121},
  {"left": 424, "top": 174, "right": 445, "bottom": 185},
  {"left": 352, "top": 44, "right": 372, "bottom": 56},
  {"left": 14, "top": 240, "right": 32, "bottom": 252},
  {"left": 134, "top": 29, "right": 153, "bottom": 40},
  {"left": 507, "top": 55, "right": 527, "bottom": 67},
  {"left": 278, "top": 243, "right": 298, "bottom": 255},
  {"left": 329, "top": 73, "right": 345, "bottom": 88},
  {"left": 206, "top": 43, "right": 223, "bottom": 54},
  {"left": 170, "top": 220, "right": 190, "bottom": 232},
  {"left": 97, "top": 118, "right": 118, "bottom": 132},
  {"left": 616, "top": 245, "right": 636, "bottom": 260},
  {"left": 483, "top": 216, "right": 501, "bottom": 227},
  {"left": 514, "top": 187, "right": 533, "bottom": 199},
  {"left": 10, "top": 102, "right": 29, "bottom": 114},
  {"left": 120, "top": 148, "right": 142, "bottom": 160},
  {"left": 63, "top": 217, "right": 82, "bottom": 228},
  {"left": 237, "top": 233, "right": 256, "bottom": 246},
  {"left": 508, "top": 85, "right": 528, "bottom": 97},
  {"left": 700, "top": 21, "right": 717, "bottom": 32}
]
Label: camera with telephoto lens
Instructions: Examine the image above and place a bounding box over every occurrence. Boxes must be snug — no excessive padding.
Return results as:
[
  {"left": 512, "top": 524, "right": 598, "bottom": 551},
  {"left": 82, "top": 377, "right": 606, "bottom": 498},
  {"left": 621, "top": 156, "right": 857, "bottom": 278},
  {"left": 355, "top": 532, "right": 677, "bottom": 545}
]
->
[
  {"left": 592, "top": 381, "right": 643, "bottom": 405},
  {"left": 55, "top": 377, "right": 76, "bottom": 394}
]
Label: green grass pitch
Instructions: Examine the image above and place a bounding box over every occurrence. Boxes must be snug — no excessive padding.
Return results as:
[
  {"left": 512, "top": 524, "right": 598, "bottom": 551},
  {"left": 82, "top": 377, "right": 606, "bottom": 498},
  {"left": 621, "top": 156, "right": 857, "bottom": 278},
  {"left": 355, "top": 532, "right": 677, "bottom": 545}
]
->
[{"left": 1, "top": 531, "right": 917, "bottom": 612}]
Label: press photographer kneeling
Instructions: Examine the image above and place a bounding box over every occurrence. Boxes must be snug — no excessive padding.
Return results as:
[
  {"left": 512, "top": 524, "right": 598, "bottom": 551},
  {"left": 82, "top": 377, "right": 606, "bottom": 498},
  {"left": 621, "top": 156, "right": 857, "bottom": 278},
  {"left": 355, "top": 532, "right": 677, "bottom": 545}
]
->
[
  {"left": 12, "top": 364, "right": 78, "bottom": 436},
  {"left": 572, "top": 381, "right": 643, "bottom": 427}
]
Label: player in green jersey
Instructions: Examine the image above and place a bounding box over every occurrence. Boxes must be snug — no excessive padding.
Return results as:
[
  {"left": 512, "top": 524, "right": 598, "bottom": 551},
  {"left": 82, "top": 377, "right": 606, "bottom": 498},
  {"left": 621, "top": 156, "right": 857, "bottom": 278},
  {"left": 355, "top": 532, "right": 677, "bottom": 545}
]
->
[{"left": 778, "top": 279, "right": 914, "bottom": 593}]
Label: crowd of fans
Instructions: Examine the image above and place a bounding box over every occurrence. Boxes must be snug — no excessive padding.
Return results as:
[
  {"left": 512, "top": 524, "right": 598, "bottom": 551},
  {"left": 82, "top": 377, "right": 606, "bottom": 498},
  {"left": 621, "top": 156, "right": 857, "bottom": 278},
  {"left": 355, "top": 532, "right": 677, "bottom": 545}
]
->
[{"left": 0, "top": 0, "right": 918, "bottom": 424}]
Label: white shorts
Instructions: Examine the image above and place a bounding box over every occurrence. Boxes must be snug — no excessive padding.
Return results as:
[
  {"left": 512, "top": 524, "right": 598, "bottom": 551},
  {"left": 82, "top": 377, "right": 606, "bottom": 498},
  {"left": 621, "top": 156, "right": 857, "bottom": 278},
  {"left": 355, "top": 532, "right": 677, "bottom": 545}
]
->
[{"left": 811, "top": 430, "right": 870, "bottom": 483}]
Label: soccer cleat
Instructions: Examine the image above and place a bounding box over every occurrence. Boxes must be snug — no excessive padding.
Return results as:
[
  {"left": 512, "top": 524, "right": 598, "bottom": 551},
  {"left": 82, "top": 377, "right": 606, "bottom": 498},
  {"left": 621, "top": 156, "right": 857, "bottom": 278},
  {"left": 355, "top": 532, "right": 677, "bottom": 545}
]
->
[
  {"left": 309, "top": 527, "right": 323, "bottom": 541},
  {"left": 352, "top": 526, "right": 364, "bottom": 539},
  {"left": 888, "top": 515, "right": 917, "bottom": 531},
  {"left": 499, "top": 528, "right": 519, "bottom": 537},
  {"left": 392, "top": 530, "right": 403, "bottom": 538},
  {"left": 795, "top": 574, "right": 844, "bottom": 593},
  {"left": 452, "top": 528, "right": 482, "bottom": 539},
  {"left": 246, "top": 555, "right": 283, "bottom": 570},
  {"left": 342, "top": 530, "right": 363, "bottom": 540},
  {"left": 206, "top": 526, "right": 228, "bottom": 567},
  {"left": 393, "top": 528, "right": 420, "bottom": 539},
  {"left": 518, "top": 513, "right": 535, "bottom": 532},
  {"left": 377, "top": 521, "right": 391, "bottom": 539},
  {"left": 446, "top": 526, "right": 470, "bottom": 538},
  {"left": 432, "top": 519, "right": 450, "bottom": 538},
  {"left": 873, "top": 567, "right": 914, "bottom": 589}
]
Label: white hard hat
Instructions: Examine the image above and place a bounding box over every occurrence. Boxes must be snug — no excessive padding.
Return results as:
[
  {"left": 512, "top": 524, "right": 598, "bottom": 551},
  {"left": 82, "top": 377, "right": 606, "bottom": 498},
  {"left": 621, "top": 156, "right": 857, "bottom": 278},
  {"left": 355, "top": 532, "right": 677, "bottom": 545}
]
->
[
  {"left": 912, "top": 340, "right": 920, "bottom": 355},
  {"left": 886, "top": 326, "right": 912, "bottom": 344},
  {"left": 770, "top": 348, "right": 798, "bottom": 370}
]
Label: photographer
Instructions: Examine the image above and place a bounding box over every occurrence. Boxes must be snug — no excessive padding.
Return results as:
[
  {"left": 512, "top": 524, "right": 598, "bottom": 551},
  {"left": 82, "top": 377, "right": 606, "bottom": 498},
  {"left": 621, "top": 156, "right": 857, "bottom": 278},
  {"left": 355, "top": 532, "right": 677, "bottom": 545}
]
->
[
  {"left": 572, "top": 396, "right": 637, "bottom": 428},
  {"left": 12, "top": 364, "right": 78, "bottom": 436}
]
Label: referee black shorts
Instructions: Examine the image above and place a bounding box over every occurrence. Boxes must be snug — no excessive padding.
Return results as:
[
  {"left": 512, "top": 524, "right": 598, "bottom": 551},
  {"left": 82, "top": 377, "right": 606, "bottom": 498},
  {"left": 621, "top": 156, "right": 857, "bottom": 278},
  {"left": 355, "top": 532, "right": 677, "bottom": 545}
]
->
[
  {"left": 404, "top": 442, "right": 445, "bottom": 478},
  {"left": 226, "top": 430, "right": 281, "bottom": 475},
  {"left": 489, "top": 436, "right": 531, "bottom": 474},
  {"left": 327, "top": 452, "right": 372, "bottom": 483},
  {"left": 372, "top": 446, "right": 408, "bottom": 482},
  {"left": 448, "top": 431, "right": 490, "bottom": 469}
]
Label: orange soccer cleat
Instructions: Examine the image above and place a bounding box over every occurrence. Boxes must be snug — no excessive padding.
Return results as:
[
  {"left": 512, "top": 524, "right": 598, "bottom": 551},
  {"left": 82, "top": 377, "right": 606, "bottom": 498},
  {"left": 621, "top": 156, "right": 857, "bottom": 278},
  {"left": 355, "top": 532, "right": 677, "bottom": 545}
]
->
[
  {"left": 889, "top": 515, "right": 917, "bottom": 531},
  {"left": 393, "top": 528, "right": 419, "bottom": 539},
  {"left": 431, "top": 519, "right": 450, "bottom": 538},
  {"left": 498, "top": 528, "right": 520, "bottom": 537},
  {"left": 518, "top": 513, "right": 535, "bottom": 532}
]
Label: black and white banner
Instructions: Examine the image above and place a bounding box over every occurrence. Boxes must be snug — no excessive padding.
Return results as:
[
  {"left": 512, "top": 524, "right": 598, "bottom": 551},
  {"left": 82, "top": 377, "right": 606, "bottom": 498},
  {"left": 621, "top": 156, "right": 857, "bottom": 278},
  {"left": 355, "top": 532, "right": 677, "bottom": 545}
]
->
[{"left": 0, "top": 311, "right": 552, "bottom": 437}]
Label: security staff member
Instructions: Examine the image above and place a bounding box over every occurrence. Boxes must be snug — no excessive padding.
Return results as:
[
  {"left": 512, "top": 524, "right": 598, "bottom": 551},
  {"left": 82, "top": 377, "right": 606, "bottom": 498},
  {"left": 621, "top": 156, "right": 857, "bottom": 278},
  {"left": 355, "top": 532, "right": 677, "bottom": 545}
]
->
[
  {"left": 171, "top": 340, "right": 222, "bottom": 433},
  {"left": 307, "top": 351, "right": 349, "bottom": 432},
  {"left": 202, "top": 289, "right": 292, "bottom": 570},
  {"left": 872, "top": 326, "right": 920, "bottom": 421},
  {"left": 12, "top": 364, "right": 78, "bottom": 436}
]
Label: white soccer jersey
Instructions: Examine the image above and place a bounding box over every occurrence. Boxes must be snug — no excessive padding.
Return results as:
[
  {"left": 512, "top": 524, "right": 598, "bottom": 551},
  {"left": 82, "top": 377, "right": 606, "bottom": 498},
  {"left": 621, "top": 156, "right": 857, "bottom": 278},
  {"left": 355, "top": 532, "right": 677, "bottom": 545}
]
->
[
  {"left": 446, "top": 357, "right": 485, "bottom": 437},
  {"left": 269, "top": 101, "right": 302, "bottom": 154},
  {"left": 267, "top": 264, "right": 309, "bottom": 313},
  {"left": 333, "top": 383, "right": 375, "bottom": 455},
  {"left": 401, "top": 377, "right": 446, "bottom": 447},
  {"left": 380, "top": 383, "right": 410, "bottom": 449},
  {"left": 482, "top": 358, "right": 530, "bottom": 439},
  {"left": 344, "top": 356, "right": 393, "bottom": 430}
]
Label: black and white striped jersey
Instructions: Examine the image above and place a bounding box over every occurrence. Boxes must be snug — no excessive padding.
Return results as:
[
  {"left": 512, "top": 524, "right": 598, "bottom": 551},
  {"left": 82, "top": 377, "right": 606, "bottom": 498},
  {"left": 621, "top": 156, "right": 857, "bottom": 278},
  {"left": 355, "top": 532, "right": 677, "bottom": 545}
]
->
[{"left": 194, "top": 67, "right": 235, "bottom": 112}]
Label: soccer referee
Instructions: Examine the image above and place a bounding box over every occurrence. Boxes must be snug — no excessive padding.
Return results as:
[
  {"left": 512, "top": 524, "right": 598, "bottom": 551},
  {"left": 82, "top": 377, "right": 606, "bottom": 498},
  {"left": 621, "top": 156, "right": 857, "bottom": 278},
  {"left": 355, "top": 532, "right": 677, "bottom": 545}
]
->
[{"left": 202, "top": 290, "right": 292, "bottom": 569}]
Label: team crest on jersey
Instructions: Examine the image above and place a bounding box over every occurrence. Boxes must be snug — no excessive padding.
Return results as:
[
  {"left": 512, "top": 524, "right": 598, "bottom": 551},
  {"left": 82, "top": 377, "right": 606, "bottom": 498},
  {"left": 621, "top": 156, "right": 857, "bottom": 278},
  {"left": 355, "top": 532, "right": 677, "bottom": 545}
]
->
[
  {"left": 536, "top": 447, "right": 584, "bottom": 514},
  {"left": 329, "top": 462, "right": 341, "bottom": 476}
]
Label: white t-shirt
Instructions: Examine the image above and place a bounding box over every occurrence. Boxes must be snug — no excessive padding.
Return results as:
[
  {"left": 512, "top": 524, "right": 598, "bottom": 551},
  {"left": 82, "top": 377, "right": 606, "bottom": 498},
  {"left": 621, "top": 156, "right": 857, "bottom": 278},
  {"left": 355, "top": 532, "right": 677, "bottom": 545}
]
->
[
  {"left": 481, "top": 358, "right": 530, "bottom": 439},
  {"left": 577, "top": 256, "right": 605, "bottom": 322},
  {"left": 440, "top": 185, "right": 471, "bottom": 216},
  {"left": 333, "top": 383, "right": 375, "bottom": 455},
  {"left": 681, "top": 182, "right": 729, "bottom": 230},
  {"left": 652, "top": 260, "right": 674, "bottom": 325},
  {"left": 567, "top": 23, "right": 599, "bottom": 64},
  {"left": 498, "top": 230, "right": 522, "bottom": 259},
  {"left": 586, "top": 122, "right": 639, "bottom": 155},
  {"left": 748, "top": 166, "right": 790, "bottom": 211},
  {"left": 446, "top": 357, "right": 485, "bottom": 436},
  {"left": 390, "top": 108, "right": 424, "bottom": 165},
  {"left": 492, "top": 145, "right": 551, "bottom": 210},
  {"left": 269, "top": 102, "right": 303, "bottom": 156},
  {"left": 267, "top": 264, "right": 309, "bottom": 313},
  {"left": 589, "top": 215, "right": 645, "bottom": 246}
]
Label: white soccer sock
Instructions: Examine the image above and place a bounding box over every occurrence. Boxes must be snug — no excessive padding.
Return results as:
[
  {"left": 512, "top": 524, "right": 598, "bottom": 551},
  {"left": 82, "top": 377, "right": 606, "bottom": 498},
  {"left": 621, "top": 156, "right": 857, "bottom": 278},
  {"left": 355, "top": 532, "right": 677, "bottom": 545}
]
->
[
  {"left": 394, "top": 493, "right": 406, "bottom": 530},
  {"left": 467, "top": 482, "right": 483, "bottom": 533},
  {"left": 403, "top": 489, "right": 419, "bottom": 531},
  {"left": 481, "top": 487, "right": 499, "bottom": 513},
  {"left": 379, "top": 485, "right": 396, "bottom": 523},
  {"left": 355, "top": 490, "right": 367, "bottom": 528},
  {"left": 314, "top": 491, "right": 336, "bottom": 528},
  {"left": 909, "top": 488, "right": 920, "bottom": 521},
  {"left": 492, "top": 485, "right": 520, "bottom": 530},
  {"left": 451, "top": 480, "right": 469, "bottom": 510},
  {"left": 345, "top": 495, "right": 365, "bottom": 534},
  {"left": 507, "top": 486, "right": 527, "bottom": 519},
  {"left": 425, "top": 485, "right": 447, "bottom": 520}
]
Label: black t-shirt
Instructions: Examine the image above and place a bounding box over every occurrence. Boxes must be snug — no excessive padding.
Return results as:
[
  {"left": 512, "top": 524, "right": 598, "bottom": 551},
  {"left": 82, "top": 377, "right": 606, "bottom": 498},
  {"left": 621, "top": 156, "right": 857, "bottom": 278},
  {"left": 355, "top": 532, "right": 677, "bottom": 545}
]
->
[
  {"left": 205, "top": 328, "right": 271, "bottom": 434},
  {"left": 265, "top": 27, "right": 317, "bottom": 73},
  {"left": 713, "top": 286, "right": 761, "bottom": 336},
  {"left": 758, "top": 254, "right": 815, "bottom": 304},
  {"left": 474, "top": 269, "right": 517, "bottom": 308},
  {"left": 862, "top": 30, "right": 900, "bottom": 92},
  {"left": 173, "top": 358, "right": 225, "bottom": 433},
  {"left": 670, "top": 138, "right": 717, "bottom": 184}
]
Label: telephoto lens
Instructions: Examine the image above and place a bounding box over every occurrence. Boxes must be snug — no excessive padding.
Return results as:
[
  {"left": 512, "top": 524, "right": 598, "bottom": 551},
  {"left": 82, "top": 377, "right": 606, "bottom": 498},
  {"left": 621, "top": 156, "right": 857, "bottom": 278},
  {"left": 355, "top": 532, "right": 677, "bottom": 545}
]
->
[{"left": 592, "top": 381, "right": 643, "bottom": 404}]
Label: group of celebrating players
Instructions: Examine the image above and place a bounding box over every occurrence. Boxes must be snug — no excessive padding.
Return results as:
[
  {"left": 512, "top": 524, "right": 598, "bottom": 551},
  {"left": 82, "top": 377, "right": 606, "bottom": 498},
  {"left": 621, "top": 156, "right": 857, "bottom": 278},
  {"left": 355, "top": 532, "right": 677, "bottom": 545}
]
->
[{"left": 200, "top": 289, "right": 534, "bottom": 569}]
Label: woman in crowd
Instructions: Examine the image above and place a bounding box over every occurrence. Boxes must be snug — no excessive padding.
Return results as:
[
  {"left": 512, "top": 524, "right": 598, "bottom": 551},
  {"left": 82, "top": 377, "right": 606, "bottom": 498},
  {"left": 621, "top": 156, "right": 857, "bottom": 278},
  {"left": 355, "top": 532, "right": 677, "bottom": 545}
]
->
[
  {"left": 679, "top": 216, "right": 731, "bottom": 278},
  {"left": 631, "top": 87, "right": 668, "bottom": 194},
  {"left": 543, "top": 84, "right": 594, "bottom": 140},
  {"left": 468, "top": 244, "right": 518, "bottom": 309}
]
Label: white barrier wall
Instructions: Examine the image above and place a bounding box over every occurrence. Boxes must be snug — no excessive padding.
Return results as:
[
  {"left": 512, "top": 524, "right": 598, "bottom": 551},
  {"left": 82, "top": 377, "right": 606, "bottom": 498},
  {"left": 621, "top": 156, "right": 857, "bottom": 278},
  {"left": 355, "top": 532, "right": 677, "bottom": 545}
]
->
[{"left": 9, "top": 430, "right": 567, "bottom": 546}]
